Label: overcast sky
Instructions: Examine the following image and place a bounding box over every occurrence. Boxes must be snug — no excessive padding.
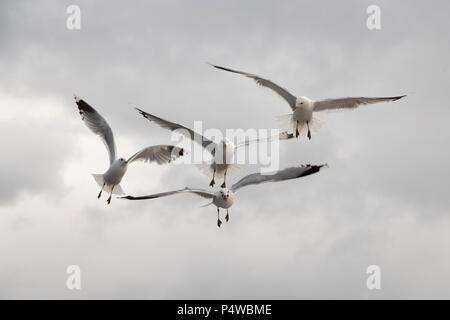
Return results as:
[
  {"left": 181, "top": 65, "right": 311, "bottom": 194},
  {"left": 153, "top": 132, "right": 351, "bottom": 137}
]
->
[{"left": 1, "top": 0, "right": 450, "bottom": 299}]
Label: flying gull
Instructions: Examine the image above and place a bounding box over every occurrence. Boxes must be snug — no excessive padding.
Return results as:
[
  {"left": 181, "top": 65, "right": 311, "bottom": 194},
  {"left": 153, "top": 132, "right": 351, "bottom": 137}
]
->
[
  {"left": 210, "top": 64, "right": 406, "bottom": 139},
  {"left": 75, "top": 96, "right": 185, "bottom": 204},
  {"left": 135, "top": 108, "right": 294, "bottom": 188},
  {"left": 121, "top": 164, "right": 326, "bottom": 227}
]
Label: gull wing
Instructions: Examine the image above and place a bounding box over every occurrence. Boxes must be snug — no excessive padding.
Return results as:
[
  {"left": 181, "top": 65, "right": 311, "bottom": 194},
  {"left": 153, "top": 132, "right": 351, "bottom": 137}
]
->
[
  {"left": 120, "top": 187, "right": 215, "bottom": 200},
  {"left": 210, "top": 64, "right": 298, "bottom": 111},
  {"left": 127, "top": 145, "right": 185, "bottom": 165},
  {"left": 75, "top": 96, "right": 117, "bottom": 165},
  {"left": 235, "top": 131, "right": 294, "bottom": 149},
  {"left": 313, "top": 96, "right": 406, "bottom": 112},
  {"left": 136, "top": 108, "right": 217, "bottom": 155},
  {"left": 231, "top": 164, "right": 326, "bottom": 192}
]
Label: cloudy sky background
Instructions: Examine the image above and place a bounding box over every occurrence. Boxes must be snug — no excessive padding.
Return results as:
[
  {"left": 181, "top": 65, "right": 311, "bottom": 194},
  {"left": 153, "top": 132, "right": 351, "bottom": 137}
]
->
[{"left": 1, "top": 0, "right": 449, "bottom": 299}]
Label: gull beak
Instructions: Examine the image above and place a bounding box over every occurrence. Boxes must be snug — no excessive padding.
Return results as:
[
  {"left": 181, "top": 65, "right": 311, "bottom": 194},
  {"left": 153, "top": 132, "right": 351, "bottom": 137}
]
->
[{"left": 222, "top": 194, "right": 229, "bottom": 201}]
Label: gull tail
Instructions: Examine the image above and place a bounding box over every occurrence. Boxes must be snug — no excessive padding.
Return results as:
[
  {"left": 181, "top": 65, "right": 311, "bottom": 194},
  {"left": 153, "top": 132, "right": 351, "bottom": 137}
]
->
[
  {"left": 275, "top": 114, "right": 323, "bottom": 136},
  {"left": 92, "top": 174, "right": 125, "bottom": 195},
  {"left": 196, "top": 163, "right": 242, "bottom": 179}
]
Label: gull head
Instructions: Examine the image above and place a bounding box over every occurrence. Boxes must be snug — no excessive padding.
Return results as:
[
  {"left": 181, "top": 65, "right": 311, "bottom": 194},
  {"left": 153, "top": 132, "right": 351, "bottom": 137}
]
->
[
  {"left": 115, "top": 158, "right": 128, "bottom": 168},
  {"left": 296, "top": 96, "right": 314, "bottom": 107},
  {"left": 219, "top": 187, "right": 231, "bottom": 201}
]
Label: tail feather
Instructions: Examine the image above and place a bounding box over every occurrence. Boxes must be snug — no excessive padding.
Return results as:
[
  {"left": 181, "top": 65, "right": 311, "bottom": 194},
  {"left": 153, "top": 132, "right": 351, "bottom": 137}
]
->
[
  {"left": 274, "top": 114, "right": 323, "bottom": 136},
  {"left": 196, "top": 163, "right": 242, "bottom": 179},
  {"left": 92, "top": 174, "right": 105, "bottom": 188},
  {"left": 91, "top": 174, "right": 125, "bottom": 195}
]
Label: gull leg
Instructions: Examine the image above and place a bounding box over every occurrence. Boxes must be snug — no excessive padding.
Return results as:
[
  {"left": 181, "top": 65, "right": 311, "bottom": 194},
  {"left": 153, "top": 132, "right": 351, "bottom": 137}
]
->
[
  {"left": 221, "top": 168, "right": 228, "bottom": 188},
  {"left": 107, "top": 185, "right": 115, "bottom": 205},
  {"left": 296, "top": 121, "right": 300, "bottom": 138},
  {"left": 225, "top": 209, "right": 229, "bottom": 222},
  {"left": 209, "top": 168, "right": 216, "bottom": 187},
  {"left": 97, "top": 182, "right": 105, "bottom": 199},
  {"left": 307, "top": 121, "right": 311, "bottom": 140},
  {"left": 217, "top": 207, "right": 222, "bottom": 228}
]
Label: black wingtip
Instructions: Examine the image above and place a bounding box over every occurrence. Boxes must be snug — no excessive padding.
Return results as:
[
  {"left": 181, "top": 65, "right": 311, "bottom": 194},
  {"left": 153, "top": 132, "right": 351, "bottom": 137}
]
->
[
  {"left": 208, "top": 63, "right": 237, "bottom": 73},
  {"left": 394, "top": 95, "right": 407, "bottom": 101},
  {"left": 211, "top": 64, "right": 233, "bottom": 72},
  {"left": 298, "top": 163, "right": 328, "bottom": 176},
  {"left": 207, "top": 62, "right": 219, "bottom": 68},
  {"left": 74, "top": 96, "right": 96, "bottom": 115},
  {"left": 135, "top": 107, "right": 148, "bottom": 118}
]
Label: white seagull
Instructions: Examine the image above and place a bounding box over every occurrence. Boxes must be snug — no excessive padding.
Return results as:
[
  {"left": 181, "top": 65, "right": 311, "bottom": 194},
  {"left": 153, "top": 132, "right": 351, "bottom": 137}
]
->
[
  {"left": 210, "top": 64, "right": 406, "bottom": 139},
  {"left": 75, "top": 96, "right": 185, "bottom": 204},
  {"left": 135, "top": 108, "right": 294, "bottom": 188},
  {"left": 121, "top": 164, "right": 326, "bottom": 227}
]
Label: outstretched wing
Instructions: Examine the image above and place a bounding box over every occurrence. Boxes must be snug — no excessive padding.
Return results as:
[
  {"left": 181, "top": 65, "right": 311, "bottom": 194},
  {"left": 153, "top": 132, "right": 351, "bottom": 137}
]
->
[
  {"left": 127, "top": 145, "right": 185, "bottom": 165},
  {"left": 120, "top": 187, "right": 215, "bottom": 201},
  {"left": 136, "top": 108, "right": 217, "bottom": 155},
  {"left": 235, "top": 131, "right": 295, "bottom": 149},
  {"left": 75, "top": 96, "right": 116, "bottom": 165},
  {"left": 210, "top": 64, "right": 298, "bottom": 111},
  {"left": 313, "top": 96, "right": 406, "bottom": 112},
  {"left": 231, "top": 164, "right": 327, "bottom": 192}
]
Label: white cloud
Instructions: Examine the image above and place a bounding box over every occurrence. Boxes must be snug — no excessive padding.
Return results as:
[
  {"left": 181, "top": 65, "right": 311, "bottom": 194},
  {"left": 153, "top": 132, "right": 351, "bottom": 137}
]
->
[{"left": 1, "top": 0, "right": 450, "bottom": 299}]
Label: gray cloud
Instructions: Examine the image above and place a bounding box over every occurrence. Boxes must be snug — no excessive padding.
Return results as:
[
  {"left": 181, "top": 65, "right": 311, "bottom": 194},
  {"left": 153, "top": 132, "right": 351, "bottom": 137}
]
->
[{"left": 0, "top": 0, "right": 450, "bottom": 299}]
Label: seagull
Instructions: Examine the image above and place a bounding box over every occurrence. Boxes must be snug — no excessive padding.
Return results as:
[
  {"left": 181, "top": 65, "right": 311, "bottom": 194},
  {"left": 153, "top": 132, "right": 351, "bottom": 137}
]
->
[
  {"left": 75, "top": 96, "right": 185, "bottom": 204},
  {"left": 121, "top": 164, "right": 326, "bottom": 227},
  {"left": 210, "top": 64, "right": 406, "bottom": 140},
  {"left": 135, "top": 108, "right": 294, "bottom": 188}
]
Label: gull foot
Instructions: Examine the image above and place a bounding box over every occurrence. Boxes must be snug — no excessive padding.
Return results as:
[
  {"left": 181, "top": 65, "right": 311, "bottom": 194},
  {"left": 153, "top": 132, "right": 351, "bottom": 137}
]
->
[
  {"left": 225, "top": 213, "right": 229, "bottom": 222},
  {"left": 221, "top": 181, "right": 226, "bottom": 188},
  {"left": 217, "top": 219, "right": 222, "bottom": 228},
  {"left": 209, "top": 179, "right": 215, "bottom": 187},
  {"left": 107, "top": 196, "right": 112, "bottom": 205},
  {"left": 97, "top": 190, "right": 102, "bottom": 199},
  {"left": 296, "top": 129, "right": 300, "bottom": 138},
  {"left": 307, "top": 130, "right": 311, "bottom": 140}
]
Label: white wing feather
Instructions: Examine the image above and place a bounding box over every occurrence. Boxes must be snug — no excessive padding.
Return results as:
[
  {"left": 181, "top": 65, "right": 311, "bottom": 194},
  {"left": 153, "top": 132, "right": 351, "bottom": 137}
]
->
[
  {"left": 313, "top": 96, "right": 406, "bottom": 112},
  {"left": 231, "top": 164, "right": 326, "bottom": 192},
  {"left": 127, "top": 145, "right": 184, "bottom": 165},
  {"left": 210, "top": 64, "right": 298, "bottom": 111},
  {"left": 75, "top": 96, "right": 117, "bottom": 165},
  {"left": 136, "top": 108, "right": 217, "bottom": 155},
  {"left": 235, "top": 131, "right": 294, "bottom": 149},
  {"left": 120, "top": 187, "right": 215, "bottom": 201}
]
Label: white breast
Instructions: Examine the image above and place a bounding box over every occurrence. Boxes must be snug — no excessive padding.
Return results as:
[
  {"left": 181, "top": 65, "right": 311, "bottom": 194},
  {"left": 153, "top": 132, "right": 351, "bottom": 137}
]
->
[
  {"left": 103, "top": 162, "right": 127, "bottom": 185},
  {"left": 213, "top": 192, "right": 235, "bottom": 209}
]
